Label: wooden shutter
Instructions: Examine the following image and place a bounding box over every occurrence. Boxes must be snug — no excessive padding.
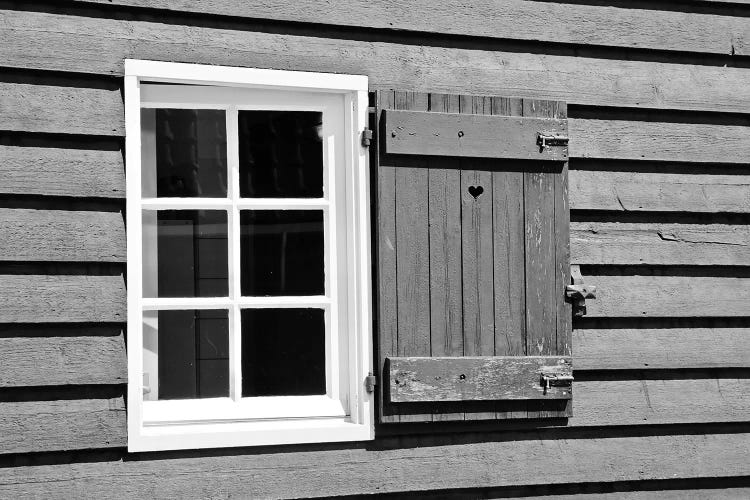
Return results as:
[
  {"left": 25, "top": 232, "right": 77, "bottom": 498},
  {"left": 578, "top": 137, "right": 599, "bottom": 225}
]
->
[{"left": 374, "top": 91, "right": 571, "bottom": 422}]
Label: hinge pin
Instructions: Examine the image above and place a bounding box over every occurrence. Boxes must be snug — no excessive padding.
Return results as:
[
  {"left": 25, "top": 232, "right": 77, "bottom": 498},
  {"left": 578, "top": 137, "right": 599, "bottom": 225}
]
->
[
  {"left": 365, "top": 373, "right": 377, "bottom": 393},
  {"left": 361, "top": 128, "right": 374, "bottom": 147}
]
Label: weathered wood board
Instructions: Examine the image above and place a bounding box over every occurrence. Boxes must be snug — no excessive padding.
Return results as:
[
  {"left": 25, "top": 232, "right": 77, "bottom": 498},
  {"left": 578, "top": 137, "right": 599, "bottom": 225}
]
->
[
  {"left": 383, "top": 109, "right": 568, "bottom": 160},
  {"left": 64, "top": 0, "right": 750, "bottom": 56},
  {"left": 4, "top": 10, "right": 750, "bottom": 113},
  {"left": 388, "top": 356, "right": 572, "bottom": 402},
  {"left": 0, "top": 433, "right": 748, "bottom": 497}
]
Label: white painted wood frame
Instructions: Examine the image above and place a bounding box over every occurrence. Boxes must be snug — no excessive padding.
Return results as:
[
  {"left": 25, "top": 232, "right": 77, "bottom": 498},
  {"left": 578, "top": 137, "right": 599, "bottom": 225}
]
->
[{"left": 125, "top": 60, "right": 372, "bottom": 452}]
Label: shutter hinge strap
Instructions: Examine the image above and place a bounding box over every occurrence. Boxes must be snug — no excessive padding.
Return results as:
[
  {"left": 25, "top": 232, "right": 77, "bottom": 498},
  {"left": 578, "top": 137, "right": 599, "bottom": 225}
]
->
[{"left": 365, "top": 373, "right": 377, "bottom": 393}]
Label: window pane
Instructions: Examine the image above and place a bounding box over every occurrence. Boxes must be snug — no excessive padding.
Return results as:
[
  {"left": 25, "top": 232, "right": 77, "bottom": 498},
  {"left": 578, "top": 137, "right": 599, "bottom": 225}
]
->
[
  {"left": 143, "top": 309, "right": 229, "bottom": 401},
  {"left": 241, "top": 308, "right": 325, "bottom": 397},
  {"left": 142, "top": 210, "right": 228, "bottom": 298},
  {"left": 240, "top": 210, "right": 324, "bottom": 296},
  {"left": 141, "top": 108, "right": 227, "bottom": 198},
  {"left": 238, "top": 111, "right": 323, "bottom": 198}
]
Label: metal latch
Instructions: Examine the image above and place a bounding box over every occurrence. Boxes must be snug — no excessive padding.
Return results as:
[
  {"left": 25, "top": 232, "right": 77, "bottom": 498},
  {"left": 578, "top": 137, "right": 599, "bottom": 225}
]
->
[
  {"left": 537, "top": 132, "right": 569, "bottom": 151},
  {"left": 361, "top": 128, "right": 374, "bottom": 147},
  {"left": 566, "top": 265, "right": 596, "bottom": 317},
  {"left": 365, "top": 373, "right": 377, "bottom": 393},
  {"left": 540, "top": 372, "right": 574, "bottom": 395}
]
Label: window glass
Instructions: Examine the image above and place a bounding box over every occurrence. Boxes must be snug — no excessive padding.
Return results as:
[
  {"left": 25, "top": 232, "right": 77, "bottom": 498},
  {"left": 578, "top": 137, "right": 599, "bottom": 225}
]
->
[
  {"left": 241, "top": 308, "right": 326, "bottom": 397},
  {"left": 240, "top": 210, "right": 324, "bottom": 296},
  {"left": 141, "top": 108, "right": 227, "bottom": 198},
  {"left": 142, "top": 210, "right": 228, "bottom": 298},
  {"left": 238, "top": 111, "right": 323, "bottom": 198},
  {"left": 143, "top": 309, "right": 229, "bottom": 401}
]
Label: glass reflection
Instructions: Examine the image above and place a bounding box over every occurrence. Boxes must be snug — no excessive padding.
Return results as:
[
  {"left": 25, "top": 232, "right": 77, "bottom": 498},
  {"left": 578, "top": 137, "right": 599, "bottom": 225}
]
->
[
  {"left": 142, "top": 210, "right": 228, "bottom": 298},
  {"left": 143, "top": 309, "right": 229, "bottom": 401},
  {"left": 141, "top": 108, "right": 227, "bottom": 198}
]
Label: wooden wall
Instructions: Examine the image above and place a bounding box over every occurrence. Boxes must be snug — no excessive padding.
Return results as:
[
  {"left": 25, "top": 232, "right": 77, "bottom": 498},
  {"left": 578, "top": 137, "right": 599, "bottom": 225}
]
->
[{"left": 0, "top": 1, "right": 749, "bottom": 497}]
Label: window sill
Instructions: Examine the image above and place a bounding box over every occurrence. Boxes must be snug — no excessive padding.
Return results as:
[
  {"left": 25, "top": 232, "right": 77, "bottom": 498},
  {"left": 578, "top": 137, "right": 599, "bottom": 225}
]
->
[{"left": 129, "top": 416, "right": 373, "bottom": 452}]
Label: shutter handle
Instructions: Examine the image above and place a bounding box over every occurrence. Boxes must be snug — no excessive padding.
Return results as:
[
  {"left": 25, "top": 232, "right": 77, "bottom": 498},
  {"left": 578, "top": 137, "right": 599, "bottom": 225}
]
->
[{"left": 566, "top": 265, "right": 596, "bottom": 317}]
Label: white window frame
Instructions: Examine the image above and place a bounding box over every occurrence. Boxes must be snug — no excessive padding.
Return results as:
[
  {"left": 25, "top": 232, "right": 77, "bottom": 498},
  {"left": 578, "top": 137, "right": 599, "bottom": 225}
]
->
[{"left": 125, "top": 60, "right": 373, "bottom": 452}]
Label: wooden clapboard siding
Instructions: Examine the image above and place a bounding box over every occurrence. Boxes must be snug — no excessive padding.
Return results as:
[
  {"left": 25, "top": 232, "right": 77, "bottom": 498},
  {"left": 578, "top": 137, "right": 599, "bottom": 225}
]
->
[
  {"left": 574, "top": 328, "right": 750, "bottom": 370},
  {"left": 0, "top": 433, "right": 748, "bottom": 497},
  {"left": 0, "top": 275, "right": 126, "bottom": 323},
  {"left": 584, "top": 275, "right": 750, "bottom": 317},
  {"left": 5, "top": 82, "right": 749, "bottom": 165},
  {"left": 569, "top": 170, "right": 750, "bottom": 213},
  {"left": 0, "top": 335, "right": 126, "bottom": 387},
  {"left": 0, "top": 83, "right": 123, "bottom": 136},
  {"left": 0, "top": 398, "right": 126, "bottom": 454},
  {"left": 65, "top": 0, "right": 750, "bottom": 56},
  {"left": 0, "top": 209, "right": 126, "bottom": 262},
  {"left": 3, "top": 377, "right": 746, "bottom": 454},
  {"left": 0, "top": 146, "right": 125, "bottom": 199},
  {"left": 570, "top": 120, "right": 750, "bottom": 164},
  {"left": 3, "top": 10, "right": 750, "bottom": 114},
  {"left": 571, "top": 223, "right": 750, "bottom": 266}
]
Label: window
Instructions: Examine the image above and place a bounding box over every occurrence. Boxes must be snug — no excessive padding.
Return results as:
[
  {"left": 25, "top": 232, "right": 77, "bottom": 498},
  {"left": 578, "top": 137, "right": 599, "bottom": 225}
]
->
[{"left": 125, "top": 60, "right": 372, "bottom": 451}]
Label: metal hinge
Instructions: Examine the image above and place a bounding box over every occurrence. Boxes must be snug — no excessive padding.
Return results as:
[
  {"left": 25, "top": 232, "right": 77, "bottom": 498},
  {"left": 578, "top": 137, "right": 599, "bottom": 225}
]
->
[
  {"left": 361, "top": 128, "right": 374, "bottom": 147},
  {"left": 566, "top": 265, "right": 597, "bottom": 317},
  {"left": 365, "top": 373, "right": 377, "bottom": 393},
  {"left": 537, "top": 132, "right": 569, "bottom": 151}
]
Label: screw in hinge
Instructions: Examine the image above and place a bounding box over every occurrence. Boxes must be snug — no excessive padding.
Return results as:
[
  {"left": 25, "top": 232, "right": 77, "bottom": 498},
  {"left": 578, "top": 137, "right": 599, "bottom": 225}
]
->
[{"left": 365, "top": 373, "right": 377, "bottom": 393}]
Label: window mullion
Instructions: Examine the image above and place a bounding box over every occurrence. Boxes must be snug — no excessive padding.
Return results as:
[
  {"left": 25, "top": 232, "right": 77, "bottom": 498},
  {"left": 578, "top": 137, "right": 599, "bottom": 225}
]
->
[{"left": 227, "top": 105, "right": 243, "bottom": 402}]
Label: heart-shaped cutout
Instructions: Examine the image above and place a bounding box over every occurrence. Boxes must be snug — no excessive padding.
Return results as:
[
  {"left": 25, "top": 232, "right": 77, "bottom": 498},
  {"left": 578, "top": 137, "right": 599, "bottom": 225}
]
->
[{"left": 468, "top": 185, "right": 484, "bottom": 198}]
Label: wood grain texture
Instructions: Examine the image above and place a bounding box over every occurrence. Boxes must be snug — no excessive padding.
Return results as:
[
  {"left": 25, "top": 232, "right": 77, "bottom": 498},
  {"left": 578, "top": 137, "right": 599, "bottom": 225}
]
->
[
  {"left": 389, "top": 356, "right": 572, "bottom": 402},
  {"left": 1, "top": 433, "right": 749, "bottom": 497},
  {"left": 4, "top": 10, "right": 750, "bottom": 113},
  {"left": 0, "top": 146, "right": 125, "bottom": 198},
  {"left": 0, "top": 398, "right": 126, "bottom": 454},
  {"left": 570, "top": 119, "right": 750, "bottom": 164},
  {"left": 0, "top": 275, "right": 126, "bottom": 323},
  {"left": 64, "top": 0, "right": 750, "bottom": 56},
  {"left": 0, "top": 335, "right": 126, "bottom": 386},
  {"left": 569, "top": 170, "right": 750, "bottom": 213},
  {"left": 7, "top": 82, "right": 747, "bottom": 166},
  {"left": 0, "top": 83, "right": 123, "bottom": 136},
  {"left": 574, "top": 328, "right": 750, "bottom": 370},
  {"left": 572, "top": 378, "right": 750, "bottom": 427},
  {"left": 0, "top": 209, "right": 126, "bottom": 262},
  {"left": 384, "top": 110, "right": 568, "bottom": 160},
  {"left": 584, "top": 275, "right": 750, "bottom": 317},
  {"left": 571, "top": 222, "right": 750, "bottom": 266}
]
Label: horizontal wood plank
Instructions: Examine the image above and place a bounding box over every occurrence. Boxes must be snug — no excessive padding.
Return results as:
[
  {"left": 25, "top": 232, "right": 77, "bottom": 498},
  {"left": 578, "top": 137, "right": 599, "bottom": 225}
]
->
[
  {"left": 575, "top": 328, "right": 750, "bottom": 370},
  {"left": 569, "top": 170, "right": 750, "bottom": 213},
  {"left": 0, "top": 146, "right": 125, "bottom": 198},
  {"left": 0, "top": 433, "right": 748, "bottom": 496},
  {"left": 573, "top": 377, "right": 750, "bottom": 427},
  {"left": 0, "top": 83, "right": 123, "bottom": 136},
  {"left": 0, "top": 398, "right": 126, "bottom": 454},
  {"left": 0, "top": 335, "right": 126, "bottom": 387},
  {"left": 3, "top": 10, "right": 750, "bottom": 113},
  {"left": 570, "top": 119, "right": 750, "bottom": 164},
  {"left": 571, "top": 222, "right": 750, "bottom": 266},
  {"left": 584, "top": 275, "right": 750, "bottom": 318},
  {"left": 0, "top": 209, "right": 126, "bottom": 262},
  {"left": 6, "top": 83, "right": 748, "bottom": 166},
  {"left": 0, "top": 275, "right": 126, "bottom": 323},
  {"left": 383, "top": 109, "right": 568, "bottom": 160},
  {"left": 388, "top": 356, "right": 572, "bottom": 402},
  {"left": 64, "top": 0, "right": 750, "bottom": 56}
]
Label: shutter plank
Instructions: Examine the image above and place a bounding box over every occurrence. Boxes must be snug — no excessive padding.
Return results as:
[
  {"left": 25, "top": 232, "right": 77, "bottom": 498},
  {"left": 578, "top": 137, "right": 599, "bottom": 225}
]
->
[{"left": 427, "top": 93, "right": 465, "bottom": 422}]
